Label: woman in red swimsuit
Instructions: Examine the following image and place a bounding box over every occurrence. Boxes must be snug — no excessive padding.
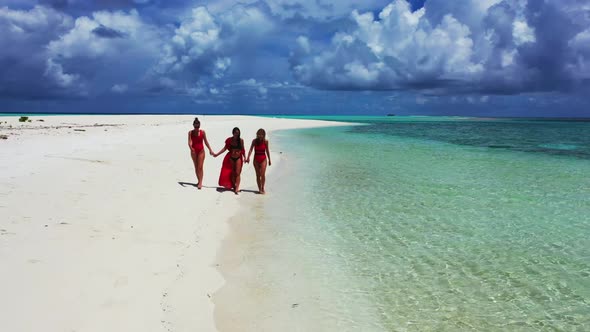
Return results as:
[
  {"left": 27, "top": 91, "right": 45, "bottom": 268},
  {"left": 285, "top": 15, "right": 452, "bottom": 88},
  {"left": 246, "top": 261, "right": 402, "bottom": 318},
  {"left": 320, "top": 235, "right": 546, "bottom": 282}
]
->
[
  {"left": 246, "top": 128, "right": 271, "bottom": 194},
  {"left": 213, "top": 127, "right": 245, "bottom": 194},
  {"left": 188, "top": 117, "right": 213, "bottom": 189}
]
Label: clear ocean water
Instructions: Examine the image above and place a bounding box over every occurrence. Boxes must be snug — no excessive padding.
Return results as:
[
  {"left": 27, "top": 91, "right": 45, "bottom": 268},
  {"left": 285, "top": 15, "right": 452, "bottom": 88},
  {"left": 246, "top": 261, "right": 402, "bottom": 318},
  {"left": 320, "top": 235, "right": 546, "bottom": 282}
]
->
[{"left": 248, "top": 117, "right": 590, "bottom": 331}]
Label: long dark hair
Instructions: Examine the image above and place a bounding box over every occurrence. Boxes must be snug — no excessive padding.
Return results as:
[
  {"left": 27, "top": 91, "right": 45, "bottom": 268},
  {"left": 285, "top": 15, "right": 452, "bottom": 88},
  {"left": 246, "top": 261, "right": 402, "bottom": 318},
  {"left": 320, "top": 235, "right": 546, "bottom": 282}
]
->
[
  {"left": 232, "top": 127, "right": 241, "bottom": 149},
  {"left": 192, "top": 117, "right": 201, "bottom": 136},
  {"left": 255, "top": 128, "right": 266, "bottom": 145}
]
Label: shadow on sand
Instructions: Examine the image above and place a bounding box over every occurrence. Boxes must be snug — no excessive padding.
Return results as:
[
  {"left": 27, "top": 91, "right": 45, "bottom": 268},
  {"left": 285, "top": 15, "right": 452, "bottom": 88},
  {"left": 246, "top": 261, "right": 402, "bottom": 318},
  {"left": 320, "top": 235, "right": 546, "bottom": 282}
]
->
[
  {"left": 177, "top": 181, "right": 217, "bottom": 190},
  {"left": 215, "top": 187, "right": 260, "bottom": 195},
  {"left": 178, "top": 182, "right": 260, "bottom": 195}
]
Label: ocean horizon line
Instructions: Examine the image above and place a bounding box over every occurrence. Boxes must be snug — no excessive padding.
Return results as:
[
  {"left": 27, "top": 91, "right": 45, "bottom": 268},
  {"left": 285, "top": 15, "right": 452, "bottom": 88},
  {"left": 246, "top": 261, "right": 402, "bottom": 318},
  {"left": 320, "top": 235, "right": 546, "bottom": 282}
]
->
[{"left": 1, "top": 112, "right": 590, "bottom": 122}]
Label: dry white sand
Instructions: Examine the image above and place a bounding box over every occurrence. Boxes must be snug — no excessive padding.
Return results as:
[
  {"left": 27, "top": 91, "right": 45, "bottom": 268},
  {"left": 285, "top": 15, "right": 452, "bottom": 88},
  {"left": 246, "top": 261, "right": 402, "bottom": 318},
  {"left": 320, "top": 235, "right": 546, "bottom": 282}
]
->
[{"left": 0, "top": 114, "right": 348, "bottom": 332}]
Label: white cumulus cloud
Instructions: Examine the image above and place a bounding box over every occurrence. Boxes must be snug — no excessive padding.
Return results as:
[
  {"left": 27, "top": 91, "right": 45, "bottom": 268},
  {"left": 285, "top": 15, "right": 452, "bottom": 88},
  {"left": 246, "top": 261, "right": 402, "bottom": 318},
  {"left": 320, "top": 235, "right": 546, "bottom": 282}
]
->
[
  {"left": 512, "top": 20, "right": 535, "bottom": 45},
  {"left": 290, "top": 0, "right": 590, "bottom": 94},
  {"left": 292, "top": 0, "right": 484, "bottom": 91}
]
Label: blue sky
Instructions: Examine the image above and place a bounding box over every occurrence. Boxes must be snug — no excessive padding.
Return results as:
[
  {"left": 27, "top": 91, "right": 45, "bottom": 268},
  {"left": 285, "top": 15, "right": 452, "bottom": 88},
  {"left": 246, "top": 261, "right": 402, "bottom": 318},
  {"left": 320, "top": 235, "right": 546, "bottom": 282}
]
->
[{"left": 1, "top": 0, "right": 589, "bottom": 117}]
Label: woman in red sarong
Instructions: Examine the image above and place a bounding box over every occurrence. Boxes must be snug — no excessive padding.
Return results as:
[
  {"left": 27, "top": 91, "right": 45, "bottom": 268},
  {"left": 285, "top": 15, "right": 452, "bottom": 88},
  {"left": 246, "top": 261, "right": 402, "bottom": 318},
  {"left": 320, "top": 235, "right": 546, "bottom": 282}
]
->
[
  {"left": 245, "top": 128, "right": 271, "bottom": 194},
  {"left": 213, "top": 127, "right": 245, "bottom": 194},
  {"left": 188, "top": 117, "right": 213, "bottom": 189}
]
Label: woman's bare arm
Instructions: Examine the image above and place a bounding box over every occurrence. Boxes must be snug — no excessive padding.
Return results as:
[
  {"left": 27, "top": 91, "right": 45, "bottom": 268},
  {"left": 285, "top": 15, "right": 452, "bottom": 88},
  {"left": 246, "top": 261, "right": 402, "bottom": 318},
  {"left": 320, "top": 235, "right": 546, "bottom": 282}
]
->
[
  {"left": 188, "top": 131, "right": 194, "bottom": 152},
  {"left": 213, "top": 146, "right": 227, "bottom": 157},
  {"left": 202, "top": 130, "right": 213, "bottom": 154},
  {"left": 246, "top": 139, "right": 255, "bottom": 162},
  {"left": 266, "top": 140, "right": 271, "bottom": 166}
]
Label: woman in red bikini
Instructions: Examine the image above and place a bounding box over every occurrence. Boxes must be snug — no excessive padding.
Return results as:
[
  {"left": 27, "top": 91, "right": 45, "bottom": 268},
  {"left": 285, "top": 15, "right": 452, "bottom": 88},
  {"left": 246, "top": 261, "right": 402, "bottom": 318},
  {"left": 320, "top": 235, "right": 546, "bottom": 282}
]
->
[
  {"left": 188, "top": 117, "right": 213, "bottom": 189},
  {"left": 213, "top": 127, "right": 245, "bottom": 194},
  {"left": 246, "top": 128, "right": 271, "bottom": 194}
]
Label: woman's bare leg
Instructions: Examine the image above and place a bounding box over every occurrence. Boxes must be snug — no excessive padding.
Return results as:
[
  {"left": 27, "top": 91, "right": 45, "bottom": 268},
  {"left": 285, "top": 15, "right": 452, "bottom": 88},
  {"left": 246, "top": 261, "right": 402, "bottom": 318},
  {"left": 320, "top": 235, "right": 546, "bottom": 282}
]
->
[
  {"left": 253, "top": 161, "right": 262, "bottom": 193},
  {"left": 196, "top": 150, "right": 205, "bottom": 189},
  {"left": 230, "top": 162, "right": 236, "bottom": 190},
  {"left": 234, "top": 159, "right": 243, "bottom": 194},
  {"left": 259, "top": 159, "right": 267, "bottom": 194},
  {"left": 191, "top": 151, "right": 199, "bottom": 188}
]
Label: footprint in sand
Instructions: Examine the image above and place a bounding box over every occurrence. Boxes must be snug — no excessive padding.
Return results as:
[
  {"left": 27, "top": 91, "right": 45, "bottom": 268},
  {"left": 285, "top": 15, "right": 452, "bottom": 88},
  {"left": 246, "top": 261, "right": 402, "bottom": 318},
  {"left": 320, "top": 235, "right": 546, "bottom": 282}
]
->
[
  {"left": 114, "top": 276, "right": 128, "bottom": 288},
  {"left": 1, "top": 229, "right": 16, "bottom": 236}
]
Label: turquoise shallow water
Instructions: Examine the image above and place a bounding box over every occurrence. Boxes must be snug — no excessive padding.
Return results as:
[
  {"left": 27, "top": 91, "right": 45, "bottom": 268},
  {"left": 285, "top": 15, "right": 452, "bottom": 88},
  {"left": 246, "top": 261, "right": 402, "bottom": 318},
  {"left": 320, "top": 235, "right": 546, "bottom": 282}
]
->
[{"left": 260, "top": 118, "right": 590, "bottom": 331}]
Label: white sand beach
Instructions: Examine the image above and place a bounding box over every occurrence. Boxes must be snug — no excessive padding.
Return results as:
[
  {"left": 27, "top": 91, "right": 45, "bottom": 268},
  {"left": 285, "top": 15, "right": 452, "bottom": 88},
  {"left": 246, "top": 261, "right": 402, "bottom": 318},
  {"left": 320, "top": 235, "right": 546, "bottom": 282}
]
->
[{"left": 0, "top": 115, "right": 347, "bottom": 332}]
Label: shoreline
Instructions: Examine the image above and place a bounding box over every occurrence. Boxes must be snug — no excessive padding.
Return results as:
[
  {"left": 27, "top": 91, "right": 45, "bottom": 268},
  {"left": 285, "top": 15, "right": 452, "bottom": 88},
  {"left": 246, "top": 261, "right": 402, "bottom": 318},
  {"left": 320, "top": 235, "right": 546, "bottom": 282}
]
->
[
  {"left": 212, "top": 129, "right": 317, "bottom": 331},
  {"left": 212, "top": 125, "right": 382, "bottom": 332},
  {"left": 0, "top": 114, "right": 352, "bottom": 331},
  {"left": 212, "top": 121, "right": 359, "bottom": 332}
]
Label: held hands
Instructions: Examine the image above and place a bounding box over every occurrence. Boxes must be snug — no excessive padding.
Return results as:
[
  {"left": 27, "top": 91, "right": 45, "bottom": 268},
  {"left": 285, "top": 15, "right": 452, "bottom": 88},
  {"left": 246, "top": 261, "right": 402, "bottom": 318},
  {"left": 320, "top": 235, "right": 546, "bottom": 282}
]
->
[{"left": 245, "top": 158, "right": 250, "bottom": 164}]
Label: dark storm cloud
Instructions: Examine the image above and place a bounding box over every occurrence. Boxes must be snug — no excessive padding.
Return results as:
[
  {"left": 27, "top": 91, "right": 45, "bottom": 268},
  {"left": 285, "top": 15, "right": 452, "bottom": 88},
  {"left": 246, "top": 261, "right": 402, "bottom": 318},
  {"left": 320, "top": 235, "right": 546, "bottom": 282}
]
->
[
  {"left": 290, "top": 0, "right": 590, "bottom": 95},
  {"left": 1, "top": 0, "right": 589, "bottom": 118},
  {"left": 0, "top": 5, "right": 82, "bottom": 98},
  {"left": 0, "top": 4, "right": 163, "bottom": 99},
  {"left": 92, "top": 24, "right": 126, "bottom": 38},
  {"left": 40, "top": 0, "right": 156, "bottom": 11}
]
